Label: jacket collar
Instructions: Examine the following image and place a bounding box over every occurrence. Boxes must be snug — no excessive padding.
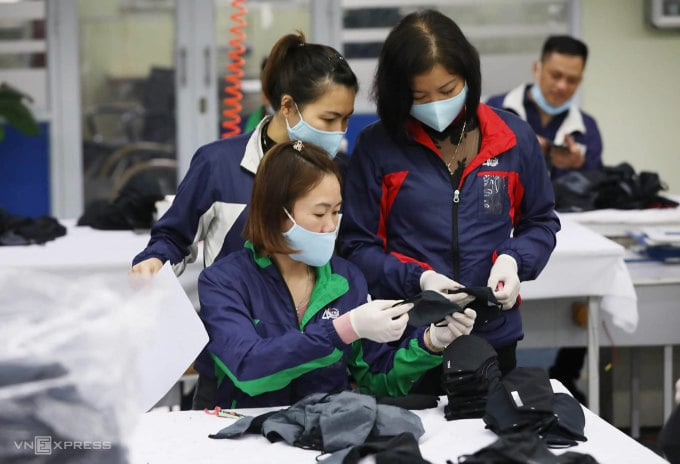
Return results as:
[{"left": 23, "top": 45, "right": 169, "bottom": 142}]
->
[
  {"left": 502, "top": 83, "right": 586, "bottom": 145},
  {"left": 240, "top": 116, "right": 271, "bottom": 174},
  {"left": 244, "top": 241, "right": 350, "bottom": 327}
]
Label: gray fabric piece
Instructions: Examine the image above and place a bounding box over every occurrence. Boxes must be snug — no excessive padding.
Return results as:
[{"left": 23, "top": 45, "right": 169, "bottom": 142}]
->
[
  {"left": 214, "top": 391, "right": 425, "bottom": 454},
  {"left": 318, "top": 391, "right": 376, "bottom": 451},
  {"left": 373, "top": 403, "right": 425, "bottom": 440}
]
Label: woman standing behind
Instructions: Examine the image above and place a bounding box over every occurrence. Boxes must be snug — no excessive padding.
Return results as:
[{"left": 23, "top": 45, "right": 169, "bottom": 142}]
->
[
  {"left": 130, "top": 32, "right": 357, "bottom": 276},
  {"left": 193, "top": 141, "right": 476, "bottom": 408},
  {"left": 338, "top": 10, "right": 560, "bottom": 387}
]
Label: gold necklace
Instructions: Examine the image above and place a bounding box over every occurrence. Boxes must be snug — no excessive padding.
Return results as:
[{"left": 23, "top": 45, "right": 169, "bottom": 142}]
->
[
  {"left": 295, "top": 267, "right": 313, "bottom": 314},
  {"left": 446, "top": 119, "right": 467, "bottom": 175}
]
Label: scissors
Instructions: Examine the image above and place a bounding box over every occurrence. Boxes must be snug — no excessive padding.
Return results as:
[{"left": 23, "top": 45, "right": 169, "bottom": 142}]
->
[{"left": 203, "top": 406, "right": 246, "bottom": 419}]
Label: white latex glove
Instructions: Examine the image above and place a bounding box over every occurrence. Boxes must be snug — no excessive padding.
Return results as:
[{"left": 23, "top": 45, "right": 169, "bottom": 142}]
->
[
  {"left": 349, "top": 300, "right": 411, "bottom": 343},
  {"left": 428, "top": 308, "right": 477, "bottom": 350},
  {"left": 675, "top": 378, "right": 680, "bottom": 405},
  {"left": 487, "top": 254, "right": 520, "bottom": 309},
  {"left": 419, "top": 270, "right": 475, "bottom": 307}
]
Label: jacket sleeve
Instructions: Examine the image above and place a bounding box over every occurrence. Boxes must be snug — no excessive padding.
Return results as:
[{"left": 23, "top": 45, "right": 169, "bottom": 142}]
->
[
  {"left": 578, "top": 113, "right": 603, "bottom": 173},
  {"left": 348, "top": 326, "right": 442, "bottom": 397},
  {"left": 132, "top": 146, "right": 215, "bottom": 268},
  {"left": 198, "top": 265, "right": 348, "bottom": 398},
  {"left": 494, "top": 124, "right": 561, "bottom": 281},
  {"left": 337, "top": 129, "right": 426, "bottom": 299}
]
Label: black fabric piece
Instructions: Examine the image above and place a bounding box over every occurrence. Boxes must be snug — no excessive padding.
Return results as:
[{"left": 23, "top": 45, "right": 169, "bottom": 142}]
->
[
  {"left": 0, "top": 208, "right": 66, "bottom": 246},
  {"left": 441, "top": 335, "right": 502, "bottom": 421},
  {"left": 396, "top": 290, "right": 464, "bottom": 327},
  {"left": 323, "top": 432, "right": 432, "bottom": 464},
  {"left": 500, "top": 367, "right": 554, "bottom": 413},
  {"left": 443, "top": 335, "right": 498, "bottom": 374},
  {"left": 483, "top": 367, "right": 556, "bottom": 436},
  {"left": 377, "top": 393, "right": 439, "bottom": 410},
  {"left": 542, "top": 393, "right": 587, "bottom": 448},
  {"left": 78, "top": 170, "right": 164, "bottom": 230},
  {"left": 455, "top": 431, "right": 559, "bottom": 464},
  {"left": 453, "top": 431, "right": 600, "bottom": 464},
  {"left": 448, "top": 286, "right": 504, "bottom": 326},
  {"left": 660, "top": 404, "right": 680, "bottom": 464},
  {"left": 557, "top": 452, "right": 601, "bottom": 464}
]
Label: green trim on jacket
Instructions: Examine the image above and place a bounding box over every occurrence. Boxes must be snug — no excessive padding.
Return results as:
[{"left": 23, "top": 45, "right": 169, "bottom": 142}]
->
[{"left": 349, "top": 338, "right": 442, "bottom": 397}]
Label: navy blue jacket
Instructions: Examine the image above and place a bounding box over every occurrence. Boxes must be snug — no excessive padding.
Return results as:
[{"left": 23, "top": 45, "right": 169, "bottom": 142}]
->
[
  {"left": 194, "top": 243, "right": 442, "bottom": 408},
  {"left": 337, "top": 103, "right": 560, "bottom": 348},
  {"left": 487, "top": 84, "right": 603, "bottom": 180}
]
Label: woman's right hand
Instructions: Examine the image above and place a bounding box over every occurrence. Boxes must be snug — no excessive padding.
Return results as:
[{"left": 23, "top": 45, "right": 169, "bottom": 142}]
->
[
  {"left": 349, "top": 300, "right": 412, "bottom": 343},
  {"left": 129, "top": 257, "right": 164, "bottom": 276}
]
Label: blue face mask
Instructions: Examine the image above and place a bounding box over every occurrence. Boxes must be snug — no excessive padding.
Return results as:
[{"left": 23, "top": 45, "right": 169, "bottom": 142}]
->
[
  {"left": 530, "top": 84, "right": 574, "bottom": 116},
  {"left": 285, "top": 104, "right": 345, "bottom": 158},
  {"left": 410, "top": 82, "right": 468, "bottom": 132},
  {"left": 282, "top": 209, "right": 341, "bottom": 267}
]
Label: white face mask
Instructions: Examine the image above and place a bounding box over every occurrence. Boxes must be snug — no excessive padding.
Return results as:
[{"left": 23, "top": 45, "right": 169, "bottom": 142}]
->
[
  {"left": 281, "top": 208, "right": 341, "bottom": 267},
  {"left": 285, "top": 104, "right": 345, "bottom": 158},
  {"left": 410, "top": 82, "right": 468, "bottom": 132}
]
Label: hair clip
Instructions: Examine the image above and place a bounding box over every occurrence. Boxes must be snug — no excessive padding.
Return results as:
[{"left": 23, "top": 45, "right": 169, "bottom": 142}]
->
[{"left": 293, "top": 140, "right": 303, "bottom": 152}]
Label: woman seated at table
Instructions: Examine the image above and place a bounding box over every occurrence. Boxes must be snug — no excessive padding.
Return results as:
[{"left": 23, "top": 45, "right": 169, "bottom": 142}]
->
[{"left": 192, "top": 140, "right": 476, "bottom": 409}]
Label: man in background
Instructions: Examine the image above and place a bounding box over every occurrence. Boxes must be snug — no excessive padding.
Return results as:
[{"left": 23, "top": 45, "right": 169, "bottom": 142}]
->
[
  {"left": 487, "top": 35, "right": 602, "bottom": 180},
  {"left": 487, "top": 35, "right": 604, "bottom": 404}
]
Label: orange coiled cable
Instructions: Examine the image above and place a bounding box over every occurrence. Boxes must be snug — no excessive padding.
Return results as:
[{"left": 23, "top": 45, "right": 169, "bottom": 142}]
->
[{"left": 221, "top": 0, "right": 247, "bottom": 138}]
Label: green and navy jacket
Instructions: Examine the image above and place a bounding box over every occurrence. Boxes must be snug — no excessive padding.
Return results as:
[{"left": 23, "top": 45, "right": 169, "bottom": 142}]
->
[
  {"left": 337, "top": 103, "right": 561, "bottom": 349},
  {"left": 193, "top": 242, "right": 442, "bottom": 408}
]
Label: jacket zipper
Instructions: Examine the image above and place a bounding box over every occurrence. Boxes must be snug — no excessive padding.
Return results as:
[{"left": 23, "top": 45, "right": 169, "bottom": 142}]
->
[{"left": 449, "top": 165, "right": 464, "bottom": 280}]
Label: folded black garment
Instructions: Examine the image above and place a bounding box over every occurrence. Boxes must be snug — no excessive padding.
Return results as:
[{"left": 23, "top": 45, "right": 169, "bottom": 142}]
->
[
  {"left": 448, "top": 286, "right": 504, "bottom": 327},
  {"left": 483, "top": 367, "right": 556, "bottom": 436},
  {"left": 500, "top": 367, "right": 554, "bottom": 414},
  {"left": 542, "top": 393, "right": 587, "bottom": 448},
  {"left": 394, "top": 290, "right": 464, "bottom": 327},
  {"left": 456, "top": 431, "right": 560, "bottom": 464},
  {"left": 442, "top": 334, "right": 498, "bottom": 375},
  {"left": 377, "top": 393, "right": 439, "bottom": 410},
  {"left": 455, "top": 431, "right": 601, "bottom": 464}
]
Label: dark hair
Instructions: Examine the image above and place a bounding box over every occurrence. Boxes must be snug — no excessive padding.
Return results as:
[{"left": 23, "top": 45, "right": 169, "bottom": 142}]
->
[
  {"left": 541, "top": 35, "right": 588, "bottom": 65},
  {"left": 373, "top": 10, "right": 481, "bottom": 141},
  {"left": 261, "top": 31, "right": 358, "bottom": 111},
  {"left": 244, "top": 140, "right": 341, "bottom": 255}
]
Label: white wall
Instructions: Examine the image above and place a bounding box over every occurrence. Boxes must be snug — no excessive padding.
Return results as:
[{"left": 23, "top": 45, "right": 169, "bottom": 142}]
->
[{"left": 581, "top": 0, "right": 680, "bottom": 194}]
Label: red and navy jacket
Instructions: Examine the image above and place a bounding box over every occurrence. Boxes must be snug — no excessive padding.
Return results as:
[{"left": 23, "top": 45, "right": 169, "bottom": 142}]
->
[
  {"left": 337, "top": 103, "right": 561, "bottom": 348},
  {"left": 193, "top": 242, "right": 442, "bottom": 408}
]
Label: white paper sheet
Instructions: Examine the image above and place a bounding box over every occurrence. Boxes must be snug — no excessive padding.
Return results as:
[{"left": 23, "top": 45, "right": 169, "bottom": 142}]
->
[{"left": 134, "top": 264, "right": 208, "bottom": 412}]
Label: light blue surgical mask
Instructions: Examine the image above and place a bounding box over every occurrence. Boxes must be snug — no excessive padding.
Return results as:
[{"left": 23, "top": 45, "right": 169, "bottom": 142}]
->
[
  {"left": 285, "top": 104, "right": 345, "bottom": 158},
  {"left": 530, "top": 84, "right": 574, "bottom": 116},
  {"left": 282, "top": 208, "right": 341, "bottom": 267},
  {"left": 410, "top": 82, "right": 468, "bottom": 132}
]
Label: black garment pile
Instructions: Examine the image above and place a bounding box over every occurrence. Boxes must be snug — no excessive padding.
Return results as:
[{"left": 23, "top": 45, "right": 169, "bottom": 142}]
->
[
  {"left": 441, "top": 335, "right": 501, "bottom": 420},
  {"left": 209, "top": 390, "right": 431, "bottom": 463},
  {"left": 552, "top": 162, "right": 678, "bottom": 212},
  {"left": 453, "top": 431, "right": 599, "bottom": 464},
  {"left": 483, "top": 367, "right": 588, "bottom": 449},
  {"left": 0, "top": 207, "right": 66, "bottom": 246},
  {"left": 77, "top": 170, "right": 164, "bottom": 230}
]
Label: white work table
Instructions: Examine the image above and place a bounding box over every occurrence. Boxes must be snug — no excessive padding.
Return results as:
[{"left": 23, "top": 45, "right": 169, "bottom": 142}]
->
[{"left": 127, "top": 381, "right": 666, "bottom": 464}]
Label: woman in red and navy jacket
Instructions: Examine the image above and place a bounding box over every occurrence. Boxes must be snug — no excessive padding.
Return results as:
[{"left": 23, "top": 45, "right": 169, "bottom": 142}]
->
[
  {"left": 337, "top": 10, "right": 560, "bottom": 389},
  {"left": 193, "top": 141, "right": 476, "bottom": 409}
]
